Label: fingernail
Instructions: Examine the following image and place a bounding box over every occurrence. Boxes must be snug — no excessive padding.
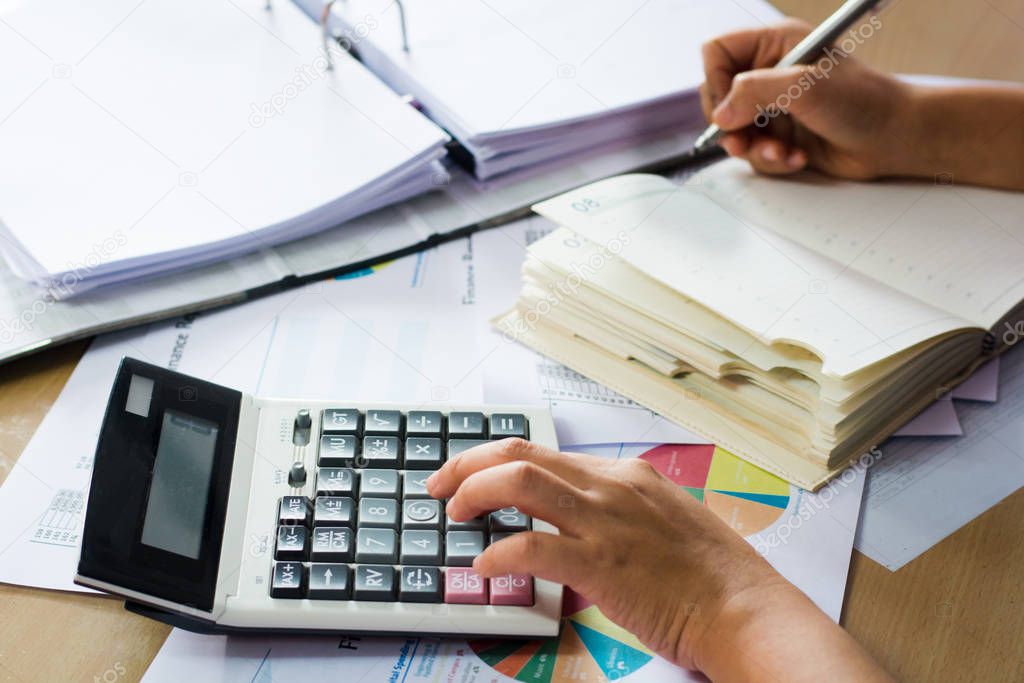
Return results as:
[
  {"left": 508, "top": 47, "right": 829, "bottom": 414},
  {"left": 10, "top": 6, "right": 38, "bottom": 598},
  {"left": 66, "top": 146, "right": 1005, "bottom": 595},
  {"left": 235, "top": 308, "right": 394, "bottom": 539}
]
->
[
  {"left": 787, "top": 150, "right": 805, "bottom": 167},
  {"left": 425, "top": 472, "right": 438, "bottom": 492},
  {"left": 712, "top": 102, "right": 735, "bottom": 127}
]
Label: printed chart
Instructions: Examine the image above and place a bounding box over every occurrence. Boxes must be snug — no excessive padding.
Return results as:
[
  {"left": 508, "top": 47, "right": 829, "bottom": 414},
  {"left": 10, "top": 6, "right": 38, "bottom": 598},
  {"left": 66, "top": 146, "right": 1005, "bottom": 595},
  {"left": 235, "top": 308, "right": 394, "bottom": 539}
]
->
[{"left": 469, "top": 444, "right": 793, "bottom": 682}]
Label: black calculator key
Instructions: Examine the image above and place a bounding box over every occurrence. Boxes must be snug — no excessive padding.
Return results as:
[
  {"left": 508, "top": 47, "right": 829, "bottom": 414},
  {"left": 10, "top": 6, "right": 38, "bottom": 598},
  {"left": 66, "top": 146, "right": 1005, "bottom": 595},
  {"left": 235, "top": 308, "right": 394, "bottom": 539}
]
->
[
  {"left": 310, "top": 527, "right": 353, "bottom": 562},
  {"left": 319, "top": 434, "right": 357, "bottom": 466},
  {"left": 278, "top": 496, "right": 311, "bottom": 526},
  {"left": 490, "top": 507, "right": 532, "bottom": 532},
  {"left": 365, "top": 410, "right": 403, "bottom": 436},
  {"left": 489, "top": 414, "right": 529, "bottom": 439},
  {"left": 400, "top": 530, "right": 442, "bottom": 565},
  {"left": 358, "top": 498, "right": 399, "bottom": 529},
  {"left": 361, "top": 436, "right": 401, "bottom": 468},
  {"left": 407, "top": 411, "right": 444, "bottom": 437},
  {"left": 354, "top": 565, "right": 395, "bottom": 601},
  {"left": 270, "top": 561, "right": 305, "bottom": 598},
  {"left": 446, "top": 514, "right": 487, "bottom": 532},
  {"left": 356, "top": 528, "right": 398, "bottom": 563},
  {"left": 448, "top": 439, "right": 489, "bottom": 458},
  {"left": 405, "top": 437, "right": 444, "bottom": 470},
  {"left": 360, "top": 469, "right": 401, "bottom": 498},
  {"left": 490, "top": 531, "right": 517, "bottom": 544},
  {"left": 316, "top": 467, "right": 357, "bottom": 497},
  {"left": 307, "top": 563, "right": 351, "bottom": 599},
  {"left": 313, "top": 496, "right": 355, "bottom": 527},
  {"left": 322, "top": 408, "right": 362, "bottom": 435},
  {"left": 400, "top": 567, "right": 443, "bottom": 603},
  {"left": 448, "top": 412, "right": 486, "bottom": 438},
  {"left": 403, "top": 471, "right": 432, "bottom": 499},
  {"left": 402, "top": 499, "right": 443, "bottom": 530},
  {"left": 275, "top": 525, "right": 307, "bottom": 560},
  {"left": 446, "top": 530, "right": 485, "bottom": 566}
]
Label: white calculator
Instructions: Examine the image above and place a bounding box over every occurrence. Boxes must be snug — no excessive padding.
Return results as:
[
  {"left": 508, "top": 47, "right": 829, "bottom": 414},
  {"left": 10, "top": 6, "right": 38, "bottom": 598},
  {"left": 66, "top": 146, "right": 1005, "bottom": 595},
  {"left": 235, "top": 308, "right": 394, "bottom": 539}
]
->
[{"left": 76, "top": 358, "right": 562, "bottom": 638}]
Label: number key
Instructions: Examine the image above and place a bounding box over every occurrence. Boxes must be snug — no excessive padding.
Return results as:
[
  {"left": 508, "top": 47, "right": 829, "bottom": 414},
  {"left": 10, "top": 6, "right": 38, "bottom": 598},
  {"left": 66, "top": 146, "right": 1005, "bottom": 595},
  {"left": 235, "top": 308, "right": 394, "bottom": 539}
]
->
[
  {"left": 400, "top": 530, "right": 442, "bottom": 565},
  {"left": 490, "top": 507, "right": 531, "bottom": 532},
  {"left": 360, "top": 469, "right": 400, "bottom": 498},
  {"left": 445, "top": 530, "right": 485, "bottom": 566},
  {"left": 355, "top": 528, "right": 398, "bottom": 563},
  {"left": 403, "top": 472, "right": 432, "bottom": 499},
  {"left": 358, "top": 498, "right": 398, "bottom": 529},
  {"left": 402, "top": 499, "right": 442, "bottom": 530}
]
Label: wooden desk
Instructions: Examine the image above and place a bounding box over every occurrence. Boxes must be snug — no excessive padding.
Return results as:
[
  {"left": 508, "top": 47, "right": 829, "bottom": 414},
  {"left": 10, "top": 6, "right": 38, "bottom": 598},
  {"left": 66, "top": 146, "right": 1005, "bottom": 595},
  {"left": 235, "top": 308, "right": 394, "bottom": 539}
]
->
[{"left": 1, "top": 1, "right": 1023, "bottom": 681}]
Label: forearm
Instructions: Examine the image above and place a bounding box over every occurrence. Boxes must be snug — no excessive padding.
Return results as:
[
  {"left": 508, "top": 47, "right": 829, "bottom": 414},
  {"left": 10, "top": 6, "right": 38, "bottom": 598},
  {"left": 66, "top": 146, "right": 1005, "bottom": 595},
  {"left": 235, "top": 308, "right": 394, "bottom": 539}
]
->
[
  {"left": 892, "top": 84, "right": 1024, "bottom": 191},
  {"left": 693, "top": 580, "right": 893, "bottom": 683}
]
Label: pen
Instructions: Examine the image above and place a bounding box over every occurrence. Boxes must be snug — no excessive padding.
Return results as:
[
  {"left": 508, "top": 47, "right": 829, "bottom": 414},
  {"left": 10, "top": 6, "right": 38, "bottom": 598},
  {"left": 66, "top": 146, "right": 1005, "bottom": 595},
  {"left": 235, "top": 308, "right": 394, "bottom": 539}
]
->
[{"left": 692, "top": 0, "right": 890, "bottom": 154}]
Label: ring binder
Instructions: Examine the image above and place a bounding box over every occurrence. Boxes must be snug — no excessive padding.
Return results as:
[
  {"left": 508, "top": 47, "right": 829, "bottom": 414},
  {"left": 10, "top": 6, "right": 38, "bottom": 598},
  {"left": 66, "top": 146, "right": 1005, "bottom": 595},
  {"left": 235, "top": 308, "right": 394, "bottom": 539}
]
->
[{"left": 321, "top": 0, "right": 410, "bottom": 70}]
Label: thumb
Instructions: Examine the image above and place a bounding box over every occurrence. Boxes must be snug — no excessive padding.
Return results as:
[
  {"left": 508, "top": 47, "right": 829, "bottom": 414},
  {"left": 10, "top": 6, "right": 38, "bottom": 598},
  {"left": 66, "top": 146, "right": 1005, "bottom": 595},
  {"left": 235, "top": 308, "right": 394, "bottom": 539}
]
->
[{"left": 711, "top": 66, "right": 821, "bottom": 131}]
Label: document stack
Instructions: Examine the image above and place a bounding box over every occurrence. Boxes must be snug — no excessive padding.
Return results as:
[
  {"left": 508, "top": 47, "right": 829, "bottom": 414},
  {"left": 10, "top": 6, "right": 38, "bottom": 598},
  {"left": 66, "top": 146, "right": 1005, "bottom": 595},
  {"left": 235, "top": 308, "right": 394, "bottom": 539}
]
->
[
  {"left": 498, "top": 160, "right": 1024, "bottom": 489},
  {"left": 0, "top": 0, "right": 449, "bottom": 295},
  {"left": 305, "top": 0, "right": 781, "bottom": 179}
]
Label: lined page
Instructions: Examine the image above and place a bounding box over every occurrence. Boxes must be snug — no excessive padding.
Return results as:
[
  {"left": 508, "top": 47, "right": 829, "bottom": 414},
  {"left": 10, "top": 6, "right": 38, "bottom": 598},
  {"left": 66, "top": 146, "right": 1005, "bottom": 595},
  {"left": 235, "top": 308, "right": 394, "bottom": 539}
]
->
[
  {"left": 533, "top": 175, "right": 974, "bottom": 379},
  {"left": 700, "top": 160, "right": 1024, "bottom": 331}
]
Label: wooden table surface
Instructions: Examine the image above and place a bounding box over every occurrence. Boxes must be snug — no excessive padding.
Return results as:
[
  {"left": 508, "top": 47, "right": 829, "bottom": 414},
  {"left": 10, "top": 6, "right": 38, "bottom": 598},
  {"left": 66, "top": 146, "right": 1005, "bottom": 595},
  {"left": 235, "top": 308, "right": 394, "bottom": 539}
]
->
[{"left": 2, "top": 1, "right": 1023, "bottom": 681}]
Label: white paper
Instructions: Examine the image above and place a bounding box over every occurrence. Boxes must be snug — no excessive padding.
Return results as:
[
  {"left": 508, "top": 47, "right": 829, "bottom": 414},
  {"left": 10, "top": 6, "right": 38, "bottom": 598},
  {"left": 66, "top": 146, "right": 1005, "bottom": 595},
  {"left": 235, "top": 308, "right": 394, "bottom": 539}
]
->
[{"left": 855, "top": 347, "right": 1024, "bottom": 570}]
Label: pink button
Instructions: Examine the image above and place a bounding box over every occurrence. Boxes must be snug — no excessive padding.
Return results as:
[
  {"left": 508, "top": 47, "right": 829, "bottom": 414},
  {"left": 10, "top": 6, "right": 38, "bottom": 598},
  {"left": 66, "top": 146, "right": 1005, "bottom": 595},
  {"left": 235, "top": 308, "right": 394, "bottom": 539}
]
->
[
  {"left": 489, "top": 574, "right": 534, "bottom": 606},
  {"left": 445, "top": 568, "right": 488, "bottom": 604}
]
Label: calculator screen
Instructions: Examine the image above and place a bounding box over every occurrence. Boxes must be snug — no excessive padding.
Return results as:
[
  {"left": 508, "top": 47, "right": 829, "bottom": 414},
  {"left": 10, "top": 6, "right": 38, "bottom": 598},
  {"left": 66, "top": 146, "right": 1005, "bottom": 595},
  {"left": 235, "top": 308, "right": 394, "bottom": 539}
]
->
[{"left": 141, "top": 411, "right": 220, "bottom": 559}]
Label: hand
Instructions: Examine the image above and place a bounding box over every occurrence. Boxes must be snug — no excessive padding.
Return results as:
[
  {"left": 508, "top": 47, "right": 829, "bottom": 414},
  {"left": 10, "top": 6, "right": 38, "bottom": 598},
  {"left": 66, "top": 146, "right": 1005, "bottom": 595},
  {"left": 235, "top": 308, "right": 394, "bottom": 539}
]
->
[
  {"left": 426, "top": 438, "right": 786, "bottom": 669},
  {"left": 699, "top": 19, "right": 915, "bottom": 180}
]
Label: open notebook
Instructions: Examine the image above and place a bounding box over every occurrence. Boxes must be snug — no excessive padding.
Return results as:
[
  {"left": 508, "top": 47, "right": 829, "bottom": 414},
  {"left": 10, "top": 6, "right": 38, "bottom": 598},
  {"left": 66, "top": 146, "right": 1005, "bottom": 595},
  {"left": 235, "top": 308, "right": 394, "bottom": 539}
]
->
[
  {"left": 0, "top": 0, "right": 448, "bottom": 295},
  {"left": 498, "top": 160, "right": 1024, "bottom": 489},
  {"left": 299, "top": 0, "right": 781, "bottom": 180}
]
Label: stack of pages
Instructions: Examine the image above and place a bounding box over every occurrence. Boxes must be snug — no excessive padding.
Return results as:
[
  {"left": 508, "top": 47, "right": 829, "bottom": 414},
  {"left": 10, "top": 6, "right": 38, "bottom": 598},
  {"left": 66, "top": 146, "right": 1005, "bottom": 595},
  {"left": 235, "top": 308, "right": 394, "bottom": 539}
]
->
[
  {"left": 0, "top": 0, "right": 448, "bottom": 295},
  {"left": 498, "top": 160, "right": 1024, "bottom": 489},
  {"left": 303, "top": 0, "right": 781, "bottom": 180}
]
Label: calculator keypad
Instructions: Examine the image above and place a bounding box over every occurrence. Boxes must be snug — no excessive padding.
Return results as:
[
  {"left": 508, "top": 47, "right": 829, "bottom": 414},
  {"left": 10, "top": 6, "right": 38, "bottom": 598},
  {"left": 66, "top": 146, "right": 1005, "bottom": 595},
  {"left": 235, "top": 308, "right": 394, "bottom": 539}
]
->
[{"left": 270, "top": 408, "right": 535, "bottom": 606}]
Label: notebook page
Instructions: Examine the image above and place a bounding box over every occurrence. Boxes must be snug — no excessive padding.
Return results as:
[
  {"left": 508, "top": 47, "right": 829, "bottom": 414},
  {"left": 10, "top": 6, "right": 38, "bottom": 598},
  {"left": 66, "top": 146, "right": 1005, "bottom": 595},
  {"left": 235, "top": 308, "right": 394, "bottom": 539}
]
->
[
  {"left": 533, "top": 175, "right": 974, "bottom": 379},
  {"left": 311, "top": 0, "right": 781, "bottom": 140},
  {"left": 699, "top": 160, "right": 1024, "bottom": 331},
  {"left": 0, "top": 0, "right": 446, "bottom": 278}
]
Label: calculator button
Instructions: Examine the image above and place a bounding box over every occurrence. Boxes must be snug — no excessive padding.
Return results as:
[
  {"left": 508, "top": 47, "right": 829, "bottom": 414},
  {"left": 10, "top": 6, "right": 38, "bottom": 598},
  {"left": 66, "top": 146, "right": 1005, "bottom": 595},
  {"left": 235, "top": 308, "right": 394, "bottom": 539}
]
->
[
  {"left": 355, "top": 528, "right": 398, "bottom": 563},
  {"left": 358, "top": 497, "right": 399, "bottom": 529},
  {"left": 448, "top": 439, "right": 489, "bottom": 458},
  {"left": 407, "top": 411, "right": 444, "bottom": 437},
  {"left": 445, "top": 530, "right": 485, "bottom": 566},
  {"left": 490, "top": 574, "right": 534, "bottom": 606},
  {"left": 404, "top": 437, "right": 444, "bottom": 470},
  {"left": 275, "top": 525, "right": 307, "bottom": 560},
  {"left": 402, "top": 499, "right": 443, "bottom": 530},
  {"left": 316, "top": 468, "right": 357, "bottom": 497},
  {"left": 402, "top": 472, "right": 432, "bottom": 499},
  {"left": 361, "top": 436, "right": 401, "bottom": 468},
  {"left": 278, "top": 496, "right": 311, "bottom": 526},
  {"left": 319, "top": 434, "right": 357, "bottom": 466},
  {"left": 322, "top": 408, "right": 362, "bottom": 435},
  {"left": 354, "top": 565, "right": 396, "bottom": 600},
  {"left": 310, "top": 527, "right": 353, "bottom": 562},
  {"left": 360, "top": 469, "right": 401, "bottom": 498},
  {"left": 489, "top": 414, "right": 529, "bottom": 439},
  {"left": 400, "top": 567, "right": 443, "bottom": 603},
  {"left": 446, "top": 514, "right": 487, "bottom": 532},
  {"left": 448, "top": 412, "right": 487, "bottom": 438},
  {"left": 400, "top": 530, "right": 442, "bottom": 565},
  {"left": 365, "top": 410, "right": 403, "bottom": 436},
  {"left": 445, "top": 567, "right": 488, "bottom": 604},
  {"left": 307, "top": 563, "right": 351, "bottom": 599},
  {"left": 270, "top": 561, "right": 306, "bottom": 598},
  {"left": 489, "top": 507, "right": 531, "bottom": 532},
  {"left": 313, "top": 496, "right": 355, "bottom": 527},
  {"left": 490, "top": 531, "right": 516, "bottom": 545}
]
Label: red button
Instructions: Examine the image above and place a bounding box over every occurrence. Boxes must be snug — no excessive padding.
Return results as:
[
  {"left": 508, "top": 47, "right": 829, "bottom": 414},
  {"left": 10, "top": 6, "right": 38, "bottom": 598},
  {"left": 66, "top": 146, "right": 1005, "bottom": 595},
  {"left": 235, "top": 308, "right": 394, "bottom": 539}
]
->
[
  {"left": 489, "top": 573, "right": 534, "bottom": 606},
  {"left": 445, "top": 567, "right": 488, "bottom": 604}
]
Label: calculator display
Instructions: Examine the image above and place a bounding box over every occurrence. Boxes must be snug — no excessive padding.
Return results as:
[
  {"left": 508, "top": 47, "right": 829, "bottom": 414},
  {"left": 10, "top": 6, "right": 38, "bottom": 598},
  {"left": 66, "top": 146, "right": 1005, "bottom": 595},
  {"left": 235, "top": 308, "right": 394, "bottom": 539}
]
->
[{"left": 141, "top": 411, "right": 220, "bottom": 560}]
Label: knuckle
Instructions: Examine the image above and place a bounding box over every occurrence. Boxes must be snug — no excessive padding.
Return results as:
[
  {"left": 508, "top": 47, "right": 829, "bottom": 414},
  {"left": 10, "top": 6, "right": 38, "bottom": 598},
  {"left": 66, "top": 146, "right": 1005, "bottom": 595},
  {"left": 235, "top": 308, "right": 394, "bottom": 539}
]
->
[
  {"left": 497, "top": 437, "right": 532, "bottom": 460},
  {"left": 509, "top": 460, "right": 539, "bottom": 490}
]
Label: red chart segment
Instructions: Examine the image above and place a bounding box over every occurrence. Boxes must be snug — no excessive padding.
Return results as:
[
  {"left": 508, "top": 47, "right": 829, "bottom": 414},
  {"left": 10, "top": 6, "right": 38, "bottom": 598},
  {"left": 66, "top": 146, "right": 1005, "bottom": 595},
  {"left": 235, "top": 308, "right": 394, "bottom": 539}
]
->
[{"left": 637, "top": 444, "right": 714, "bottom": 487}]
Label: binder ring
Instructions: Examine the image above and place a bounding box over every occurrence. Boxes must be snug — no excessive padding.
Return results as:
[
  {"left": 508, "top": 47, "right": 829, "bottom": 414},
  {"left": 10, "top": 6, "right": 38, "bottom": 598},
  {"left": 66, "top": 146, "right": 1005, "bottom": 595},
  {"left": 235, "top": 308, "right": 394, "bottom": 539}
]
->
[{"left": 321, "top": 0, "right": 410, "bottom": 70}]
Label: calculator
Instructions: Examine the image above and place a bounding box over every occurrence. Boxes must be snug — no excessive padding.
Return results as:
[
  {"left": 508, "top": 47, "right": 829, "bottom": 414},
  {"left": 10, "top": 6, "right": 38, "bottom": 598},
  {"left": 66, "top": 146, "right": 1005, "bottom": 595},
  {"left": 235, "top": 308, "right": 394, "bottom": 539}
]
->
[{"left": 76, "top": 358, "right": 562, "bottom": 638}]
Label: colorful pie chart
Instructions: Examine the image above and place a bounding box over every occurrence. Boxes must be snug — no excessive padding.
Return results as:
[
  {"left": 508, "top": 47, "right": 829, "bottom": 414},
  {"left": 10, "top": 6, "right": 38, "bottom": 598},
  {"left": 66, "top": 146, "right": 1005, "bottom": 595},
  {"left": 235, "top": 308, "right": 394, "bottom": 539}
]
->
[{"left": 468, "top": 444, "right": 792, "bottom": 682}]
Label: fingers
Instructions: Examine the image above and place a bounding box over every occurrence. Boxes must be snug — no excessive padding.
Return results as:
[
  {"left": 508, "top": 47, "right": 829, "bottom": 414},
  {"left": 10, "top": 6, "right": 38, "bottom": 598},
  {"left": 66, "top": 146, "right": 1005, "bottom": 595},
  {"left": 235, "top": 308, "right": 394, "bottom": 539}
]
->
[
  {"left": 473, "top": 531, "right": 591, "bottom": 587},
  {"left": 711, "top": 66, "right": 819, "bottom": 132},
  {"left": 445, "top": 460, "right": 589, "bottom": 533},
  {"left": 700, "top": 20, "right": 813, "bottom": 108},
  {"left": 427, "top": 438, "right": 596, "bottom": 499}
]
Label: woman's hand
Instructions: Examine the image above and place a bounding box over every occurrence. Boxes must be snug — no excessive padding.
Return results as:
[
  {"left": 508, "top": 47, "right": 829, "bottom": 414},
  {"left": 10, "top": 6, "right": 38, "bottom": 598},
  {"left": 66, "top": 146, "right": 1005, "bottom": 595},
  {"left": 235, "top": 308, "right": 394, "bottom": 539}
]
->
[
  {"left": 700, "top": 19, "right": 915, "bottom": 180},
  {"left": 426, "top": 438, "right": 784, "bottom": 669}
]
